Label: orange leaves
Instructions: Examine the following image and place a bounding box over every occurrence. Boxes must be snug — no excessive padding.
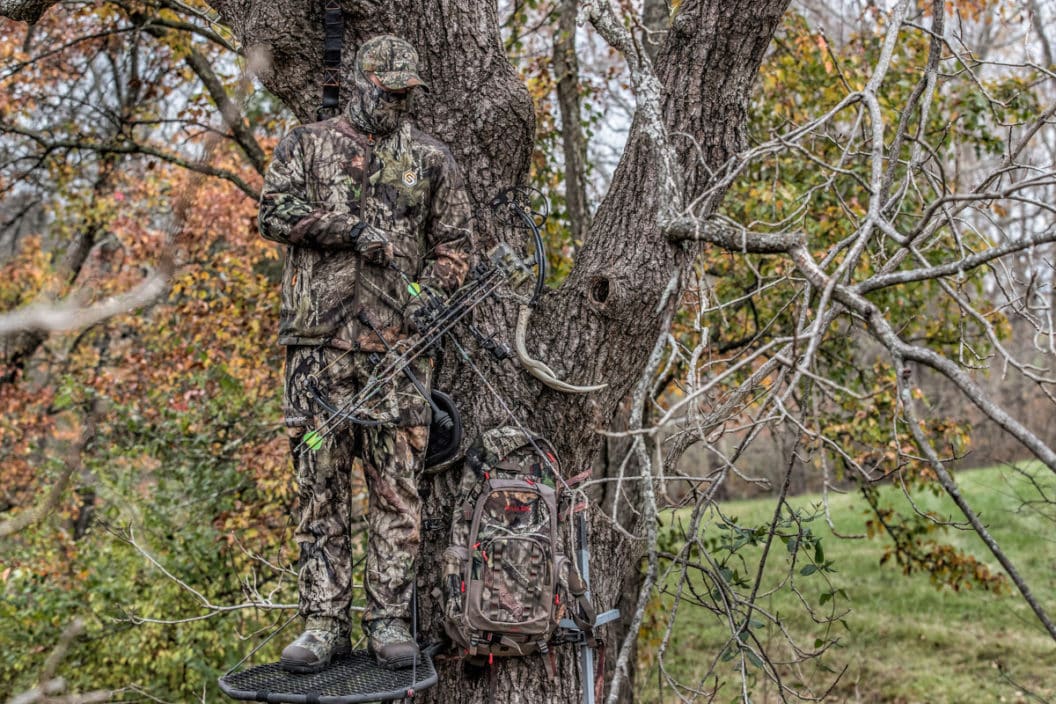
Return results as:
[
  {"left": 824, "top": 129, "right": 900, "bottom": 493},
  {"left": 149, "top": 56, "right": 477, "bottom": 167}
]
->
[
  {"left": 814, "top": 33, "right": 834, "bottom": 76},
  {"left": 934, "top": 0, "right": 1000, "bottom": 23},
  {"left": 868, "top": 490, "right": 964, "bottom": 589},
  {"left": 0, "top": 236, "right": 50, "bottom": 309}
]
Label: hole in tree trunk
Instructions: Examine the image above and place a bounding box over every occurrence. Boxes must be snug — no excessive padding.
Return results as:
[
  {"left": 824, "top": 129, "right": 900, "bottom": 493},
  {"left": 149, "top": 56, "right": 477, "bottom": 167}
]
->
[{"left": 590, "top": 277, "right": 610, "bottom": 305}]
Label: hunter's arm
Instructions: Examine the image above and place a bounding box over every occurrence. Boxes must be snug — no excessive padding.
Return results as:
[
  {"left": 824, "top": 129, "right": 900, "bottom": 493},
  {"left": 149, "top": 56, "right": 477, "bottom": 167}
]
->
[
  {"left": 418, "top": 149, "right": 472, "bottom": 295},
  {"left": 258, "top": 129, "right": 366, "bottom": 249}
]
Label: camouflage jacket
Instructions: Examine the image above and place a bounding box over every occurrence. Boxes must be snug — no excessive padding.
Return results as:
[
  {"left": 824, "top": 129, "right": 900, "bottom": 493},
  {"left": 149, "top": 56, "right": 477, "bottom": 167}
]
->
[{"left": 259, "top": 117, "right": 472, "bottom": 350}]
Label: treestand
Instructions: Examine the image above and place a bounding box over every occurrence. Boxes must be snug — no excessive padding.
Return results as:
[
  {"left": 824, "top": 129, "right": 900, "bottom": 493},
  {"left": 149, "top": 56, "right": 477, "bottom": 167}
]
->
[{"left": 218, "top": 649, "right": 438, "bottom": 703}]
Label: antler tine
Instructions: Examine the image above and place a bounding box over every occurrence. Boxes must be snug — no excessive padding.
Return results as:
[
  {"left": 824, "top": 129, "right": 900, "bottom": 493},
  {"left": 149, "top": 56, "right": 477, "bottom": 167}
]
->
[{"left": 515, "top": 305, "right": 608, "bottom": 394}]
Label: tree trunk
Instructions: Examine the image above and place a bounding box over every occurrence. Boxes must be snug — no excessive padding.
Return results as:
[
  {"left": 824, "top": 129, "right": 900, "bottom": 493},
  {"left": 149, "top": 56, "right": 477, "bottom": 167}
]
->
[
  {"left": 554, "top": 0, "right": 591, "bottom": 243},
  {"left": 641, "top": 0, "right": 670, "bottom": 63},
  {"left": 205, "top": 1, "right": 791, "bottom": 701},
  {"left": 1, "top": 166, "right": 113, "bottom": 384}
]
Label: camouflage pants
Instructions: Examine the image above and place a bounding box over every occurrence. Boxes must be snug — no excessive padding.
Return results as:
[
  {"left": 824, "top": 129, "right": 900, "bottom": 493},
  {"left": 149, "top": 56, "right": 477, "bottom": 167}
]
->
[{"left": 284, "top": 345, "right": 432, "bottom": 627}]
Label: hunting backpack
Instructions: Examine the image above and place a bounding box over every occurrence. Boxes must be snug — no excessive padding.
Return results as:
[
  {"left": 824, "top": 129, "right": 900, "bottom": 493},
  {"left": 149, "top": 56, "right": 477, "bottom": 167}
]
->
[{"left": 441, "top": 427, "right": 595, "bottom": 676}]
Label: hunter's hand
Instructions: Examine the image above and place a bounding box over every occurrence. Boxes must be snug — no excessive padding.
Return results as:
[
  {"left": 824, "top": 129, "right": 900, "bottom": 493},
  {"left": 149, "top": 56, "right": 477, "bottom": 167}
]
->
[
  {"left": 354, "top": 225, "right": 394, "bottom": 265},
  {"left": 402, "top": 285, "right": 439, "bottom": 334}
]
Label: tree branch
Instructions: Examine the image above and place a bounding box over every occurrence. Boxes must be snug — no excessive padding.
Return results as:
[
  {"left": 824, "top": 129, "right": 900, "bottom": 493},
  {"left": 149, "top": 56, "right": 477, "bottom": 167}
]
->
[
  {"left": 5, "top": 620, "right": 115, "bottom": 704},
  {"left": 0, "top": 449, "right": 77, "bottom": 538},
  {"left": 582, "top": 0, "right": 682, "bottom": 217},
  {"left": 894, "top": 351, "right": 1056, "bottom": 641},
  {"left": 2, "top": 125, "right": 261, "bottom": 199},
  {"left": 0, "top": 259, "right": 172, "bottom": 337},
  {"left": 663, "top": 216, "right": 806, "bottom": 254},
  {"left": 858, "top": 228, "right": 1056, "bottom": 293},
  {"left": 181, "top": 45, "right": 268, "bottom": 175}
]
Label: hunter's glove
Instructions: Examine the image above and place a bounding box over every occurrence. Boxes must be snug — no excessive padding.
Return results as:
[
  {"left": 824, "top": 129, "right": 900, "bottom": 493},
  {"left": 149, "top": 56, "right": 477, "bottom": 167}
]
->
[
  {"left": 402, "top": 284, "right": 441, "bottom": 334},
  {"left": 353, "top": 224, "right": 394, "bottom": 265}
]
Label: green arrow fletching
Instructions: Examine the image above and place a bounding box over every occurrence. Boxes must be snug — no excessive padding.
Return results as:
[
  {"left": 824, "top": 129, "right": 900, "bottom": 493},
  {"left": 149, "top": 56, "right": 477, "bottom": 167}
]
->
[{"left": 303, "top": 430, "right": 323, "bottom": 451}]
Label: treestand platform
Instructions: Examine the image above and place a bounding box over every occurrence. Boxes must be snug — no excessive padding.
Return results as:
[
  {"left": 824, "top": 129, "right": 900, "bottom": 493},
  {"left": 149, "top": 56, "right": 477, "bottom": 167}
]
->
[{"left": 218, "top": 650, "right": 438, "bottom": 703}]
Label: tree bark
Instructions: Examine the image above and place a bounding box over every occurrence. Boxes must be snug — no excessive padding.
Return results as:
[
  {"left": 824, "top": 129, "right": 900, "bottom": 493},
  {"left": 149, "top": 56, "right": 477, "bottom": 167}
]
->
[
  {"left": 641, "top": 0, "right": 669, "bottom": 64},
  {"left": 554, "top": 0, "right": 592, "bottom": 243},
  {"left": 207, "top": 1, "right": 791, "bottom": 701},
  {"left": 0, "top": 0, "right": 55, "bottom": 24}
]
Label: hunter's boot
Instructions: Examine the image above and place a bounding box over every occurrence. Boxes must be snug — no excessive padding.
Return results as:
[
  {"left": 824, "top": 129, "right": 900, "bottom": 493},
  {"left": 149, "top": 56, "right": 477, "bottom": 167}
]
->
[
  {"left": 280, "top": 617, "right": 351, "bottom": 674},
  {"left": 365, "top": 618, "right": 420, "bottom": 670}
]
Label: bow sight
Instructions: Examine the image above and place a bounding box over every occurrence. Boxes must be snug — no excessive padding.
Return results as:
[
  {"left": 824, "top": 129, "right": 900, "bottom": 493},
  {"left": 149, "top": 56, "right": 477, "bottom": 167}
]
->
[
  {"left": 488, "top": 186, "right": 549, "bottom": 306},
  {"left": 409, "top": 242, "right": 534, "bottom": 335}
]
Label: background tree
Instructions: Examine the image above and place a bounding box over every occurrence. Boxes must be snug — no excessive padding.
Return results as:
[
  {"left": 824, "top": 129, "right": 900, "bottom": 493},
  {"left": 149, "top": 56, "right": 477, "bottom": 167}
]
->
[{"left": 1, "top": 0, "right": 1056, "bottom": 703}]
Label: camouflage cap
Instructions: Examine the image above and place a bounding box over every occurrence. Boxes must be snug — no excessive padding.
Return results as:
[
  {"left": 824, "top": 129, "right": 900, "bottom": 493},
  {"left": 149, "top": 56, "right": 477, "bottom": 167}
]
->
[{"left": 357, "top": 35, "right": 428, "bottom": 91}]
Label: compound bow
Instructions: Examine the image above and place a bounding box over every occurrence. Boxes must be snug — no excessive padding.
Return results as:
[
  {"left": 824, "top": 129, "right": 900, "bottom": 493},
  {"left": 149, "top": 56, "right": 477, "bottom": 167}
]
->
[{"left": 297, "top": 186, "right": 606, "bottom": 457}]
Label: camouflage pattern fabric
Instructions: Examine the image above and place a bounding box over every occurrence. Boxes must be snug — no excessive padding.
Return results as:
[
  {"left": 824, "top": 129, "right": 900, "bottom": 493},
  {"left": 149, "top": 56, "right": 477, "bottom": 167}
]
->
[
  {"left": 479, "top": 426, "right": 559, "bottom": 475},
  {"left": 285, "top": 345, "right": 433, "bottom": 626},
  {"left": 361, "top": 413, "right": 430, "bottom": 622},
  {"left": 473, "top": 485, "right": 554, "bottom": 626},
  {"left": 260, "top": 34, "right": 471, "bottom": 632},
  {"left": 443, "top": 429, "right": 565, "bottom": 658},
  {"left": 282, "top": 620, "right": 351, "bottom": 665},
  {"left": 365, "top": 616, "right": 415, "bottom": 650},
  {"left": 258, "top": 64, "right": 472, "bottom": 348},
  {"left": 357, "top": 35, "right": 428, "bottom": 90}
]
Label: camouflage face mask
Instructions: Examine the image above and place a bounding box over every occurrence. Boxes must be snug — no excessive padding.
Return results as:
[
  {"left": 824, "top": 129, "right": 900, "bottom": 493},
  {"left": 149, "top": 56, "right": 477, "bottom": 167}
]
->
[
  {"left": 347, "top": 67, "right": 405, "bottom": 136},
  {"left": 347, "top": 35, "right": 422, "bottom": 136},
  {"left": 371, "top": 82, "right": 413, "bottom": 120}
]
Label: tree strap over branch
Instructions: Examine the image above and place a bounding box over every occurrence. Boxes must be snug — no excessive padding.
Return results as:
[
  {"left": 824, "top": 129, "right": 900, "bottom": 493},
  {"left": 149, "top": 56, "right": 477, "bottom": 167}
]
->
[{"left": 317, "top": 0, "right": 343, "bottom": 120}]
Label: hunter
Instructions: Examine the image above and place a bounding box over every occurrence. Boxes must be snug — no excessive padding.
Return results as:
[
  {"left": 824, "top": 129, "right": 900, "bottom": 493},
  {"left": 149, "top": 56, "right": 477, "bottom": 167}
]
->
[{"left": 258, "top": 34, "right": 472, "bottom": 673}]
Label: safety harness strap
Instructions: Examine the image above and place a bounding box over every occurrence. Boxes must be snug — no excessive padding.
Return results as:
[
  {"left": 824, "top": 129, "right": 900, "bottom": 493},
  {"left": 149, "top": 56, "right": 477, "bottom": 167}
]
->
[{"left": 317, "top": 0, "right": 343, "bottom": 120}]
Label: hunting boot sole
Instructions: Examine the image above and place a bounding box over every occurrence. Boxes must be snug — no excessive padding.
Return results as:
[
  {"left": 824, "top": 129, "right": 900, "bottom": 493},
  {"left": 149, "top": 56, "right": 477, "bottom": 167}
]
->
[{"left": 368, "top": 641, "right": 420, "bottom": 671}]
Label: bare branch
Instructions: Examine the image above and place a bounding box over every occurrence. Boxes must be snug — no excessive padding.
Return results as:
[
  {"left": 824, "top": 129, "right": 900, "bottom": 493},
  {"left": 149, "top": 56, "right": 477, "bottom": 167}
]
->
[
  {"left": 0, "top": 259, "right": 172, "bottom": 337},
  {"left": 894, "top": 351, "right": 1056, "bottom": 640},
  {"left": 5, "top": 620, "right": 115, "bottom": 704},
  {"left": 1, "top": 124, "right": 261, "bottom": 199},
  {"left": 663, "top": 216, "right": 806, "bottom": 254}
]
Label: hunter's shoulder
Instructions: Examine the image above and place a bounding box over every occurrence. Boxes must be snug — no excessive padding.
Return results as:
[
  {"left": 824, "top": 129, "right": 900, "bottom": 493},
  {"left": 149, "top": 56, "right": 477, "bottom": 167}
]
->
[
  {"left": 405, "top": 126, "right": 459, "bottom": 165},
  {"left": 281, "top": 117, "right": 369, "bottom": 150}
]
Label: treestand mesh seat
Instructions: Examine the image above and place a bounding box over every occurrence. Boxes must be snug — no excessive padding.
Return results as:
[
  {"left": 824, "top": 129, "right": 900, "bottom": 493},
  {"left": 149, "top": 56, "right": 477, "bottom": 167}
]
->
[{"left": 218, "top": 649, "right": 437, "bottom": 703}]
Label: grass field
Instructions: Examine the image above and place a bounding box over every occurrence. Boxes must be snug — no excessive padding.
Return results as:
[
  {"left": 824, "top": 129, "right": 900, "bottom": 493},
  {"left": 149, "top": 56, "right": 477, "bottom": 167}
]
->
[{"left": 636, "top": 464, "right": 1056, "bottom": 704}]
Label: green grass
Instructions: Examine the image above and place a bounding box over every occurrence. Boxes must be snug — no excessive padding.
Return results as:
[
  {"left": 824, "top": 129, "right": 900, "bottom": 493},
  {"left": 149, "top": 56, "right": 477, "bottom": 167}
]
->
[{"left": 637, "top": 464, "right": 1056, "bottom": 704}]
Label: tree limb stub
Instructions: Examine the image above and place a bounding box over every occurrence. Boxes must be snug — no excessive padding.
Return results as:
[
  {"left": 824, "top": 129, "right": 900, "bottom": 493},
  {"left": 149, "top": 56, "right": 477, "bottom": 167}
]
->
[{"left": 663, "top": 217, "right": 806, "bottom": 254}]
